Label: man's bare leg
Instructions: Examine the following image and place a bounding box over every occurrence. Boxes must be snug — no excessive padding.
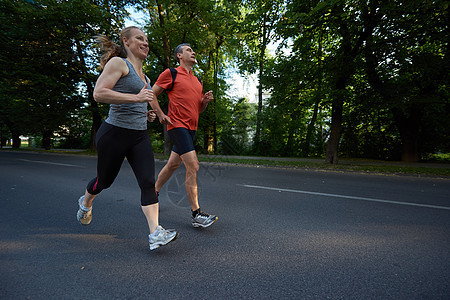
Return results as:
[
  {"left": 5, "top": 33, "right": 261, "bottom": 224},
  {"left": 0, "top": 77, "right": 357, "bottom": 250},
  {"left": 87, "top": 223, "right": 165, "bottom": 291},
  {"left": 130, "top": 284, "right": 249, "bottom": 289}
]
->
[
  {"left": 155, "top": 151, "right": 182, "bottom": 192},
  {"left": 180, "top": 150, "right": 218, "bottom": 228},
  {"left": 180, "top": 150, "right": 200, "bottom": 211}
]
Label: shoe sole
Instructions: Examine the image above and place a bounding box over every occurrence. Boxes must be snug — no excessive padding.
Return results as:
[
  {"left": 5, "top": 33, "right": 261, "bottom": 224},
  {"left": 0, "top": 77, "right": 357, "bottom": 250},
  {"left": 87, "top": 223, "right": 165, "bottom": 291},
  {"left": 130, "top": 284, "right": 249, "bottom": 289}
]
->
[
  {"left": 77, "top": 213, "right": 92, "bottom": 225},
  {"left": 77, "top": 209, "right": 92, "bottom": 226},
  {"left": 192, "top": 217, "right": 218, "bottom": 228},
  {"left": 149, "top": 232, "right": 179, "bottom": 250},
  {"left": 78, "top": 216, "right": 92, "bottom": 226}
]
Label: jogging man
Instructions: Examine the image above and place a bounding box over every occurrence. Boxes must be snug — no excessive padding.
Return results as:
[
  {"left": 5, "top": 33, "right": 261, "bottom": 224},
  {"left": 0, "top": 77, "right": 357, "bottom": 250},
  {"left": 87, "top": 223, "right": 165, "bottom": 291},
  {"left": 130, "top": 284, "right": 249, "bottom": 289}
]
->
[{"left": 152, "top": 43, "right": 218, "bottom": 228}]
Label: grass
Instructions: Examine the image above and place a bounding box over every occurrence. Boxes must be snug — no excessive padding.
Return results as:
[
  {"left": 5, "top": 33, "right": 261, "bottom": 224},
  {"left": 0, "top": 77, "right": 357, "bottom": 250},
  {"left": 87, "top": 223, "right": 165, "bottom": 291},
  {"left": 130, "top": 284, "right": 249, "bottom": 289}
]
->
[
  {"left": 3, "top": 147, "right": 449, "bottom": 178},
  {"left": 194, "top": 156, "right": 450, "bottom": 178}
]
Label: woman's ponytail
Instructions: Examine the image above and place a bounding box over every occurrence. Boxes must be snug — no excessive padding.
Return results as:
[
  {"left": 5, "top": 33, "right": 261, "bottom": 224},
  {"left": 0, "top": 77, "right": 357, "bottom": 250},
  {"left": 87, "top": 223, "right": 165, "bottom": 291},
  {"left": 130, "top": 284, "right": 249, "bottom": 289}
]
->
[{"left": 95, "top": 35, "right": 127, "bottom": 69}]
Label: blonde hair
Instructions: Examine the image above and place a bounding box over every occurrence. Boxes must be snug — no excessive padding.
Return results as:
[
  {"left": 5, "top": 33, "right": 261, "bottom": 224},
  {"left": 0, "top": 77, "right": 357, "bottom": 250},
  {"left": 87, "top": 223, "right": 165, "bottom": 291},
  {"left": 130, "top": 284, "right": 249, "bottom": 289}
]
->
[{"left": 95, "top": 26, "right": 142, "bottom": 69}]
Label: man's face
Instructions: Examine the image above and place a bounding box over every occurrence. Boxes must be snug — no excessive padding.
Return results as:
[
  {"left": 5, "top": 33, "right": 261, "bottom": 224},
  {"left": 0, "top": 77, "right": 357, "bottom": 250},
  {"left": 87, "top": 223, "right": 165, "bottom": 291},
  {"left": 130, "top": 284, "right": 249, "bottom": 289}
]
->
[{"left": 179, "top": 45, "right": 196, "bottom": 65}]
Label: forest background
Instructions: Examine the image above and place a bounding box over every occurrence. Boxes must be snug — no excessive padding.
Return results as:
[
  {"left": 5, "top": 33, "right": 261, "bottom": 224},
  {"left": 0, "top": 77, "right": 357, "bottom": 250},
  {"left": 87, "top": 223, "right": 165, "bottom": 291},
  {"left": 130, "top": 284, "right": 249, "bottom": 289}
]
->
[{"left": 0, "top": 0, "right": 448, "bottom": 164}]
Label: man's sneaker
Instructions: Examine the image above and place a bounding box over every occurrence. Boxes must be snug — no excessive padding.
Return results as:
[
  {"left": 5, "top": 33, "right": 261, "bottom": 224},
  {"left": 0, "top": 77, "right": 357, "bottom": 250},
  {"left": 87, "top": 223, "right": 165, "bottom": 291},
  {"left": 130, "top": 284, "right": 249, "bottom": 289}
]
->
[
  {"left": 77, "top": 195, "right": 92, "bottom": 225},
  {"left": 149, "top": 226, "right": 178, "bottom": 250},
  {"left": 192, "top": 210, "right": 218, "bottom": 228}
]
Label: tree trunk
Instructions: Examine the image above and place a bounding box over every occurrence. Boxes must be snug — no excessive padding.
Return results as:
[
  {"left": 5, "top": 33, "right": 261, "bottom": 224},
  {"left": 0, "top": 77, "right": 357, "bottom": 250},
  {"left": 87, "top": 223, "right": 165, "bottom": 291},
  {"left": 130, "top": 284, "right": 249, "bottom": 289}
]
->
[
  {"left": 285, "top": 126, "right": 295, "bottom": 156},
  {"left": 324, "top": 3, "right": 365, "bottom": 164},
  {"left": 89, "top": 104, "right": 103, "bottom": 150},
  {"left": 303, "top": 98, "right": 320, "bottom": 157},
  {"left": 157, "top": 2, "right": 171, "bottom": 69},
  {"left": 254, "top": 13, "right": 268, "bottom": 154},
  {"left": 42, "top": 130, "right": 52, "bottom": 150},
  {"left": 0, "top": 125, "right": 4, "bottom": 148},
  {"left": 303, "top": 35, "right": 323, "bottom": 157},
  {"left": 213, "top": 41, "right": 222, "bottom": 154},
  {"left": 203, "top": 125, "right": 210, "bottom": 153},
  {"left": 74, "top": 38, "right": 102, "bottom": 150},
  {"left": 325, "top": 96, "right": 343, "bottom": 164},
  {"left": 163, "top": 124, "right": 171, "bottom": 155},
  {"left": 156, "top": 1, "right": 173, "bottom": 153},
  {"left": 392, "top": 107, "right": 422, "bottom": 162},
  {"left": 12, "top": 132, "right": 21, "bottom": 149},
  {"left": 362, "top": 7, "right": 421, "bottom": 162}
]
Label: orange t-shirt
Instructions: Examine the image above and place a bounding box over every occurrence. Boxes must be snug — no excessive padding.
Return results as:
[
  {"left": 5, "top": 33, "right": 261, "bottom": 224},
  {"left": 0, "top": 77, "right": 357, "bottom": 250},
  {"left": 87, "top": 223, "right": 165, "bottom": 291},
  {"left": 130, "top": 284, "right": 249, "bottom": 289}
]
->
[{"left": 155, "top": 66, "right": 203, "bottom": 131}]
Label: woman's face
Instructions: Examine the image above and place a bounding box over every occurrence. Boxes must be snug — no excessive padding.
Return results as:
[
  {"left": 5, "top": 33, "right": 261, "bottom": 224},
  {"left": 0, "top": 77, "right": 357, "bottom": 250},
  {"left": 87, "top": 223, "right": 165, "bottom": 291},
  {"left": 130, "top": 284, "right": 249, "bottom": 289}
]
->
[{"left": 124, "top": 29, "right": 149, "bottom": 60}]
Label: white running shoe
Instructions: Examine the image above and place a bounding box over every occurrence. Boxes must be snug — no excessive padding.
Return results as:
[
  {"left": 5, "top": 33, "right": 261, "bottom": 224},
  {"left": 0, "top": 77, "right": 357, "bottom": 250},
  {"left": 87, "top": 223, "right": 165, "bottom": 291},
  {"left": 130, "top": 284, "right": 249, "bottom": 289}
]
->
[
  {"left": 192, "top": 210, "right": 218, "bottom": 228},
  {"left": 77, "top": 195, "right": 92, "bottom": 225},
  {"left": 149, "top": 226, "right": 178, "bottom": 250}
]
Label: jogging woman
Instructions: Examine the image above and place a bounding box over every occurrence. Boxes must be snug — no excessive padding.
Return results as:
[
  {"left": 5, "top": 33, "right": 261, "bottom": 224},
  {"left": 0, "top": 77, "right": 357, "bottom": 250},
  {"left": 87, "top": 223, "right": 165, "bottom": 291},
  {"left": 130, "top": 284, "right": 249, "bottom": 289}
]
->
[{"left": 76, "top": 26, "right": 177, "bottom": 251}]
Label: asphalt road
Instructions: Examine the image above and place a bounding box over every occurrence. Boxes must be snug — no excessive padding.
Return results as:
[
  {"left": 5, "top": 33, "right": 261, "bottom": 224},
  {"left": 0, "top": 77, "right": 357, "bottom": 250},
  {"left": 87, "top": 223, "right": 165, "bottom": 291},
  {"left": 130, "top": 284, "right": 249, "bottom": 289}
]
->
[{"left": 1, "top": 151, "right": 449, "bottom": 299}]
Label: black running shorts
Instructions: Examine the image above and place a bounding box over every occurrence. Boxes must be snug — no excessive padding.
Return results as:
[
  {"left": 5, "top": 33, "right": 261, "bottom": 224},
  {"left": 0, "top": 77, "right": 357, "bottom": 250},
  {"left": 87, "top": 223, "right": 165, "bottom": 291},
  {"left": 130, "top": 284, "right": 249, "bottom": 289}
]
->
[{"left": 168, "top": 127, "right": 196, "bottom": 155}]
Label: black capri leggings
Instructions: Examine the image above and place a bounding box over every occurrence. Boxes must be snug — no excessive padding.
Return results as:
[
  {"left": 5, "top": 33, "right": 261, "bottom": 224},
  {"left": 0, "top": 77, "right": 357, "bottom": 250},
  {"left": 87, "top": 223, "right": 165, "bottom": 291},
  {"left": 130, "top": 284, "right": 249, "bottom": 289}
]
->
[{"left": 86, "top": 122, "right": 158, "bottom": 206}]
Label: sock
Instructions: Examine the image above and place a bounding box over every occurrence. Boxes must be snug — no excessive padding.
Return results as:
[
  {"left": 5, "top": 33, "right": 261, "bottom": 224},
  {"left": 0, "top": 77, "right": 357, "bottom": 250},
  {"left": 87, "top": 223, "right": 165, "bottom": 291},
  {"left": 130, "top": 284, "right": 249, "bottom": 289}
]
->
[
  {"left": 150, "top": 226, "right": 160, "bottom": 237},
  {"left": 81, "top": 203, "right": 91, "bottom": 211},
  {"left": 192, "top": 209, "right": 201, "bottom": 217}
]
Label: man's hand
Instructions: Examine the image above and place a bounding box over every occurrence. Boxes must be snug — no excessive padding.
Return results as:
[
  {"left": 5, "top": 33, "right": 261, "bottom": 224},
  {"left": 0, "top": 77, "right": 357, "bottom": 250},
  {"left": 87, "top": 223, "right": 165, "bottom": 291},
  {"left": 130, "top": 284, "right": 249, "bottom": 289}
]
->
[
  {"left": 202, "top": 90, "right": 213, "bottom": 104},
  {"left": 158, "top": 114, "right": 173, "bottom": 125}
]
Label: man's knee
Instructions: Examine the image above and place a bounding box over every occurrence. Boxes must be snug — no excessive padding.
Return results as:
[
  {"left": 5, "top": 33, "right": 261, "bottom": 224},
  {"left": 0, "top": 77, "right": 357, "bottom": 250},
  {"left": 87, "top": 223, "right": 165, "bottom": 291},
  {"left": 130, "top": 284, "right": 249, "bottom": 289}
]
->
[
  {"left": 192, "top": 160, "right": 200, "bottom": 172},
  {"left": 181, "top": 153, "right": 199, "bottom": 173},
  {"left": 184, "top": 158, "right": 199, "bottom": 173},
  {"left": 166, "top": 159, "right": 181, "bottom": 172}
]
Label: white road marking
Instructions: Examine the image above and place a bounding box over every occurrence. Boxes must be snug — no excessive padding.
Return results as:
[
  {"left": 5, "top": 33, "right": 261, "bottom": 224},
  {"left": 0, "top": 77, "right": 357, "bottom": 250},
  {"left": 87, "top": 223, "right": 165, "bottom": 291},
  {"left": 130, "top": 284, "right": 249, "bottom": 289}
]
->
[
  {"left": 240, "top": 184, "right": 450, "bottom": 211},
  {"left": 18, "top": 159, "right": 84, "bottom": 168}
]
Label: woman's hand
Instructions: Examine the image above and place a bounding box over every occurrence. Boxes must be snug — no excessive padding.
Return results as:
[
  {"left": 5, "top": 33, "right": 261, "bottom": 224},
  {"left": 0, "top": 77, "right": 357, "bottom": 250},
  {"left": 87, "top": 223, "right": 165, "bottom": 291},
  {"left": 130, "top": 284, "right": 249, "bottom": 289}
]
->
[
  {"left": 147, "top": 110, "right": 157, "bottom": 122},
  {"left": 136, "top": 83, "right": 154, "bottom": 103}
]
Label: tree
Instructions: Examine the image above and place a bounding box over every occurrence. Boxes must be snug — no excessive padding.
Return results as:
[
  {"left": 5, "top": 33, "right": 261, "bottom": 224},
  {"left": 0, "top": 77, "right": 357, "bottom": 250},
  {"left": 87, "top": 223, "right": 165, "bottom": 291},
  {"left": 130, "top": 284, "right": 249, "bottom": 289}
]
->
[
  {"left": 238, "top": 0, "right": 286, "bottom": 154},
  {"left": 76, "top": 0, "right": 133, "bottom": 150},
  {"left": 267, "top": 0, "right": 366, "bottom": 161},
  {"left": 271, "top": 1, "right": 332, "bottom": 158},
  {"left": 219, "top": 97, "right": 256, "bottom": 155},
  {"left": 135, "top": 0, "right": 241, "bottom": 154},
  {"left": 0, "top": 0, "right": 85, "bottom": 149},
  {"left": 0, "top": 0, "right": 135, "bottom": 150},
  {"left": 362, "top": 0, "right": 449, "bottom": 161}
]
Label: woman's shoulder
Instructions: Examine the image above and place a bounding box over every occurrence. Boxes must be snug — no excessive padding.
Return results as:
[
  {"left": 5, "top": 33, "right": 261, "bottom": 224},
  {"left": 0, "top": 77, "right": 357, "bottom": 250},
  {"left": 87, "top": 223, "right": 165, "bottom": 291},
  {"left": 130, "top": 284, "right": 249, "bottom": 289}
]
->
[
  {"left": 103, "top": 57, "right": 129, "bottom": 76},
  {"left": 106, "top": 56, "right": 127, "bottom": 67}
]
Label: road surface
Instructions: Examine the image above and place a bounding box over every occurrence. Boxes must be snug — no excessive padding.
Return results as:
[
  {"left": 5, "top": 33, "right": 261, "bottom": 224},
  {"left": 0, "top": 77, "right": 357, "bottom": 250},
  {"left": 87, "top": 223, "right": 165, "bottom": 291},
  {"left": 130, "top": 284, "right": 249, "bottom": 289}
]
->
[{"left": 1, "top": 151, "right": 449, "bottom": 299}]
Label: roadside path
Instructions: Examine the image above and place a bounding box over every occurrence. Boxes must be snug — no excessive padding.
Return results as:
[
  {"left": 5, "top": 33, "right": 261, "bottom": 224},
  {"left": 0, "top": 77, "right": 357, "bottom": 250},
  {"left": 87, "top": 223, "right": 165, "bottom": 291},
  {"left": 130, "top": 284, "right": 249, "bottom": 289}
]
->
[{"left": 198, "top": 154, "right": 450, "bottom": 169}]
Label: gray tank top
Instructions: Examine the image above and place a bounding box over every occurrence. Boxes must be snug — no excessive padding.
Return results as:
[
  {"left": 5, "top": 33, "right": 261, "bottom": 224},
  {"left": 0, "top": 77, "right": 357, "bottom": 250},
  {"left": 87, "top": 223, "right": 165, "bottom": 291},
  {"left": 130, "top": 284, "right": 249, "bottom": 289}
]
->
[{"left": 105, "top": 59, "right": 150, "bottom": 130}]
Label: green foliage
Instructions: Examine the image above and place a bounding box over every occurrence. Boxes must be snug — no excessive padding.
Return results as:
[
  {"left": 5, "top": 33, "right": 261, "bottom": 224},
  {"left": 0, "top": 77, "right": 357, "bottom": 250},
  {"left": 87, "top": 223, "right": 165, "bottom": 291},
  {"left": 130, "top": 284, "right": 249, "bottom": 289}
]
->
[
  {"left": 0, "top": 0, "right": 135, "bottom": 149},
  {"left": 1, "top": 0, "right": 447, "bottom": 161},
  {"left": 54, "top": 107, "right": 93, "bottom": 149},
  {"left": 0, "top": 0, "right": 84, "bottom": 148},
  {"left": 258, "top": 0, "right": 449, "bottom": 161},
  {"left": 219, "top": 97, "right": 257, "bottom": 155},
  {"left": 339, "top": 76, "right": 402, "bottom": 160},
  {"left": 136, "top": 0, "right": 243, "bottom": 153},
  {"left": 361, "top": 0, "right": 449, "bottom": 161}
]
